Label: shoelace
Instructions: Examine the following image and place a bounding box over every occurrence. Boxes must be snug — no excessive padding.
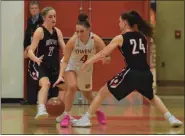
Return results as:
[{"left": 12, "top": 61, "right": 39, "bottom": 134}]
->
[{"left": 79, "top": 113, "right": 88, "bottom": 121}]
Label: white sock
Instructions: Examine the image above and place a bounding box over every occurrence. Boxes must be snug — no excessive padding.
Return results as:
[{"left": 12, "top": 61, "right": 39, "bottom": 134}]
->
[
  {"left": 38, "top": 104, "right": 45, "bottom": 108},
  {"left": 64, "top": 111, "right": 70, "bottom": 116},
  {"left": 37, "top": 104, "right": 46, "bottom": 113},
  {"left": 164, "top": 112, "right": 172, "bottom": 120}
]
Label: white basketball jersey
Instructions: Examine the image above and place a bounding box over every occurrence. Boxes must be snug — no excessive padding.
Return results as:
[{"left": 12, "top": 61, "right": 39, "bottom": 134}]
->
[{"left": 68, "top": 32, "right": 96, "bottom": 72}]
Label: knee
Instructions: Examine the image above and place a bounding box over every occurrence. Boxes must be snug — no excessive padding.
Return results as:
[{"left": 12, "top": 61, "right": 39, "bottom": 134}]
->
[
  {"left": 83, "top": 91, "right": 94, "bottom": 99},
  {"left": 40, "top": 81, "right": 51, "bottom": 90},
  {"left": 98, "top": 85, "right": 110, "bottom": 98},
  {"left": 68, "top": 83, "right": 78, "bottom": 92}
]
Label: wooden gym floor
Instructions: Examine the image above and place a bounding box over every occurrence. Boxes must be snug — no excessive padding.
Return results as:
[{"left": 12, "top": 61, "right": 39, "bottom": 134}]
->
[{"left": 1, "top": 96, "right": 184, "bottom": 134}]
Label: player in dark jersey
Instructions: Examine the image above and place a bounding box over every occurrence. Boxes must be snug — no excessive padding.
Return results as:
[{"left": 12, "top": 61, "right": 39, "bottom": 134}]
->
[
  {"left": 27, "top": 7, "right": 65, "bottom": 120},
  {"left": 71, "top": 11, "right": 183, "bottom": 127}
]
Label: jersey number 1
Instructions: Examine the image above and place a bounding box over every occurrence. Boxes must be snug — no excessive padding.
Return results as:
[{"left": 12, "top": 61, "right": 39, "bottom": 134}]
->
[
  {"left": 130, "top": 39, "right": 146, "bottom": 55},
  {"left": 80, "top": 55, "right": 88, "bottom": 63}
]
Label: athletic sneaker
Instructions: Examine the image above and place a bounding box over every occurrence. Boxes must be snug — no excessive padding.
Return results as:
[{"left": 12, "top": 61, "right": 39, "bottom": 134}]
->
[
  {"left": 71, "top": 112, "right": 92, "bottom": 127},
  {"left": 35, "top": 105, "right": 49, "bottom": 120},
  {"left": 167, "top": 116, "right": 183, "bottom": 127},
  {"left": 56, "top": 114, "right": 78, "bottom": 123},
  {"left": 60, "top": 115, "right": 71, "bottom": 127},
  {"left": 96, "top": 109, "right": 106, "bottom": 125}
]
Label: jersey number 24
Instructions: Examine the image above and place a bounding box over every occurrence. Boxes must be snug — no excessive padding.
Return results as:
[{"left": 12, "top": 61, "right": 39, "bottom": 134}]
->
[{"left": 130, "top": 39, "right": 146, "bottom": 55}]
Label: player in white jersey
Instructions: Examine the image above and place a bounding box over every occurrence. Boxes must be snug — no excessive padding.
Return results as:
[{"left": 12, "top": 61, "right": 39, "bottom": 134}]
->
[{"left": 53, "top": 13, "right": 110, "bottom": 127}]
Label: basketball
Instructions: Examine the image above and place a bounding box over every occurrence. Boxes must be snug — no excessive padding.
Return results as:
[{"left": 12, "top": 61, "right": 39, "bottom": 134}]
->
[{"left": 46, "top": 97, "right": 65, "bottom": 116}]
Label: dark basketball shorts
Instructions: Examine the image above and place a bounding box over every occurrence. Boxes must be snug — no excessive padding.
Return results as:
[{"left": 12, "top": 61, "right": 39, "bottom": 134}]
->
[
  {"left": 107, "top": 68, "right": 154, "bottom": 101},
  {"left": 28, "top": 61, "right": 64, "bottom": 98},
  {"left": 28, "top": 61, "right": 61, "bottom": 84}
]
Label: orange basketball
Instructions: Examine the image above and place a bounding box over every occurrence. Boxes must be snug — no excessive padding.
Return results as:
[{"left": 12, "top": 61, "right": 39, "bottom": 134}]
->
[{"left": 46, "top": 97, "right": 65, "bottom": 116}]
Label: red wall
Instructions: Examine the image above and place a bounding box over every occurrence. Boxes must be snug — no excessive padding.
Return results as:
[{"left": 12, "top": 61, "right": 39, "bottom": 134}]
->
[
  {"left": 24, "top": 1, "right": 150, "bottom": 98},
  {"left": 24, "top": 1, "right": 149, "bottom": 38}
]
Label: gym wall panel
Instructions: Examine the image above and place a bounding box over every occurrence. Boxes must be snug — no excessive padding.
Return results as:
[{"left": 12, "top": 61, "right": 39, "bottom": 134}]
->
[{"left": 2, "top": 1, "right": 24, "bottom": 98}]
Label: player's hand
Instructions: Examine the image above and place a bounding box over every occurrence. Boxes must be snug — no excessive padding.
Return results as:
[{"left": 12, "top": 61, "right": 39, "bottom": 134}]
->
[
  {"left": 24, "top": 50, "right": 28, "bottom": 59},
  {"left": 35, "top": 55, "right": 44, "bottom": 66},
  {"left": 53, "top": 76, "right": 65, "bottom": 88},
  {"left": 101, "top": 56, "right": 111, "bottom": 65},
  {"left": 24, "top": 46, "right": 30, "bottom": 59}
]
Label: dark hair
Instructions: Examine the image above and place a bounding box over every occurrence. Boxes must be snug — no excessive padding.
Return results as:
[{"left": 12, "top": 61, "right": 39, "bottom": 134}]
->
[
  {"left": 121, "top": 11, "right": 153, "bottom": 37},
  {"left": 77, "top": 13, "right": 91, "bottom": 28},
  {"left": 41, "top": 7, "right": 55, "bottom": 17},
  {"left": 29, "top": 1, "right": 40, "bottom": 8}
]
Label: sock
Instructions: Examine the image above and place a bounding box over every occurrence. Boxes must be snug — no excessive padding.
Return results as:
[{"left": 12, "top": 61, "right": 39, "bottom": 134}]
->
[
  {"left": 64, "top": 111, "right": 70, "bottom": 116},
  {"left": 38, "top": 104, "right": 45, "bottom": 108},
  {"left": 37, "top": 104, "right": 46, "bottom": 112},
  {"left": 164, "top": 112, "right": 172, "bottom": 120}
]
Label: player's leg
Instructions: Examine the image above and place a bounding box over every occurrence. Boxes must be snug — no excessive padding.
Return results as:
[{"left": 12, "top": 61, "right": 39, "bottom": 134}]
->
[
  {"left": 35, "top": 76, "right": 50, "bottom": 120},
  {"left": 72, "top": 69, "right": 133, "bottom": 127},
  {"left": 79, "top": 71, "right": 107, "bottom": 125},
  {"left": 31, "top": 65, "right": 50, "bottom": 120},
  {"left": 82, "top": 91, "right": 106, "bottom": 125},
  {"left": 59, "top": 71, "right": 79, "bottom": 127},
  {"left": 85, "top": 84, "right": 112, "bottom": 118},
  {"left": 58, "top": 91, "right": 66, "bottom": 101},
  {"left": 138, "top": 71, "right": 183, "bottom": 127},
  {"left": 82, "top": 91, "right": 94, "bottom": 103},
  {"left": 151, "top": 95, "right": 182, "bottom": 127},
  {"left": 73, "top": 84, "right": 111, "bottom": 127},
  {"left": 56, "top": 80, "right": 77, "bottom": 124}
]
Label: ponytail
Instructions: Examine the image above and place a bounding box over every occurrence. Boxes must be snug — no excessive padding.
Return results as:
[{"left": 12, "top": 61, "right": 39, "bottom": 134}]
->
[
  {"left": 121, "top": 11, "right": 153, "bottom": 37},
  {"left": 131, "top": 11, "right": 153, "bottom": 37}
]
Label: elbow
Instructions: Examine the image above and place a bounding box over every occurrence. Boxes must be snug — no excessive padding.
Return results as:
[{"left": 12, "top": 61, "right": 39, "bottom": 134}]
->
[{"left": 27, "top": 49, "right": 33, "bottom": 57}]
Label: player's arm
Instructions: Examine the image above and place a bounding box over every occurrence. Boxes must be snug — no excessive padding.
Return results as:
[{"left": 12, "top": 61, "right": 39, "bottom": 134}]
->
[
  {"left": 93, "top": 34, "right": 111, "bottom": 63},
  {"left": 27, "top": 27, "right": 43, "bottom": 64},
  {"left": 58, "top": 35, "right": 75, "bottom": 78},
  {"left": 55, "top": 27, "right": 66, "bottom": 54},
  {"left": 84, "top": 35, "right": 123, "bottom": 65}
]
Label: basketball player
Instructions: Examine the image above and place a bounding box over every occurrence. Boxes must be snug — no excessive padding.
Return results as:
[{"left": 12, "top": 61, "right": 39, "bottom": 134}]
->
[
  {"left": 72, "top": 11, "right": 183, "bottom": 127},
  {"left": 27, "top": 7, "right": 66, "bottom": 120},
  {"left": 53, "top": 13, "right": 110, "bottom": 127}
]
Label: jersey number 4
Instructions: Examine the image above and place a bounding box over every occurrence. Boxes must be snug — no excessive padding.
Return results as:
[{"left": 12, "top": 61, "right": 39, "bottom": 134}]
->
[
  {"left": 80, "top": 55, "right": 88, "bottom": 63},
  {"left": 130, "top": 39, "right": 146, "bottom": 55}
]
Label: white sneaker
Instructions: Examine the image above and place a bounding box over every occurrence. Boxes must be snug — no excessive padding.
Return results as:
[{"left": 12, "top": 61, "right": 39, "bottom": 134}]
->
[
  {"left": 168, "top": 116, "right": 183, "bottom": 127},
  {"left": 70, "top": 116, "right": 78, "bottom": 124},
  {"left": 35, "top": 105, "right": 49, "bottom": 120},
  {"left": 71, "top": 113, "right": 92, "bottom": 127},
  {"left": 56, "top": 114, "right": 78, "bottom": 123},
  {"left": 56, "top": 114, "right": 64, "bottom": 122}
]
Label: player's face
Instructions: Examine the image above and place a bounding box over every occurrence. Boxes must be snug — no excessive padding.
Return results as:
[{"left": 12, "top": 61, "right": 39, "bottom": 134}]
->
[
  {"left": 44, "top": 10, "right": 56, "bottom": 27},
  {"left": 76, "top": 25, "right": 90, "bottom": 41},
  {"left": 29, "top": 4, "right": 39, "bottom": 17},
  {"left": 119, "top": 16, "right": 126, "bottom": 31}
]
